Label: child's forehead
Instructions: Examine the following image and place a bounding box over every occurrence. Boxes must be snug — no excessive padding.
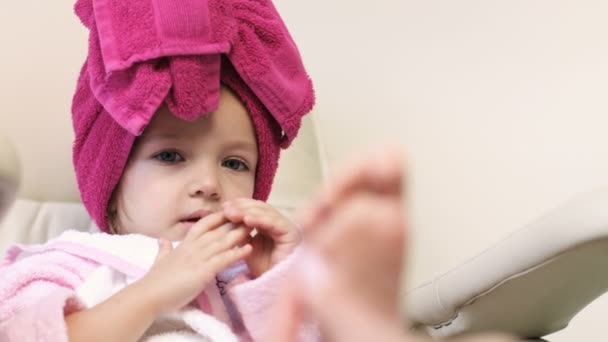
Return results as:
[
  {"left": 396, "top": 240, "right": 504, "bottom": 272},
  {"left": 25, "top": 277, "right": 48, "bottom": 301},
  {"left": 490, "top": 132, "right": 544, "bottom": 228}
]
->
[
  {"left": 140, "top": 94, "right": 257, "bottom": 150},
  {"left": 143, "top": 107, "right": 204, "bottom": 134}
]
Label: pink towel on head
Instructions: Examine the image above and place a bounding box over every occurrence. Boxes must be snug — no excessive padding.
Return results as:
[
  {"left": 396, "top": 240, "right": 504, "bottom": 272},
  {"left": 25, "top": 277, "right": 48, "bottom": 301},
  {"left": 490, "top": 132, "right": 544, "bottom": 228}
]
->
[
  {"left": 71, "top": 0, "right": 315, "bottom": 232},
  {"left": 74, "top": 0, "right": 314, "bottom": 141}
]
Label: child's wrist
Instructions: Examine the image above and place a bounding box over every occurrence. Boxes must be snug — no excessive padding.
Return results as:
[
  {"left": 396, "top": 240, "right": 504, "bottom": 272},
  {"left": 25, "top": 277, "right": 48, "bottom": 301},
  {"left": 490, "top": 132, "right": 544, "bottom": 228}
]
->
[{"left": 133, "top": 276, "right": 169, "bottom": 315}]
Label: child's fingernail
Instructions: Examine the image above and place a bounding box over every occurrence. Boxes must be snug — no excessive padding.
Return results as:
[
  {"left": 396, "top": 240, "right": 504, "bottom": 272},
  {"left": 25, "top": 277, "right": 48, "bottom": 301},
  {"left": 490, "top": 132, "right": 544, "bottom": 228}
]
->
[{"left": 223, "top": 201, "right": 232, "bottom": 208}]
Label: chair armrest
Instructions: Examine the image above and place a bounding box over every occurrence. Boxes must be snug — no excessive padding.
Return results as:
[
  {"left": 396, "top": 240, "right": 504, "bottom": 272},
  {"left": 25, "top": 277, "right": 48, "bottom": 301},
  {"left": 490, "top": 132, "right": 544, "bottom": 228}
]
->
[{"left": 406, "top": 188, "right": 608, "bottom": 339}]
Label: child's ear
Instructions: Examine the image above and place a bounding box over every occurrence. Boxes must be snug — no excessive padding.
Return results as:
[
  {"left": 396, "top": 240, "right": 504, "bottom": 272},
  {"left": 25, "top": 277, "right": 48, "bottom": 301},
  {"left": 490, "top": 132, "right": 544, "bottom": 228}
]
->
[
  {"left": 106, "top": 198, "right": 117, "bottom": 219},
  {"left": 106, "top": 208, "right": 118, "bottom": 234},
  {"left": 106, "top": 185, "right": 123, "bottom": 233},
  {"left": 108, "top": 200, "right": 117, "bottom": 213},
  {"left": 106, "top": 197, "right": 119, "bottom": 234}
]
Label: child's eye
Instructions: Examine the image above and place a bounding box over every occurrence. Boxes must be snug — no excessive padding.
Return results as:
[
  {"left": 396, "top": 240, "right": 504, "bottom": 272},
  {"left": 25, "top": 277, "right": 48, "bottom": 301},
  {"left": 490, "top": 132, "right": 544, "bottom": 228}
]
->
[
  {"left": 222, "top": 158, "right": 249, "bottom": 171},
  {"left": 154, "top": 151, "right": 184, "bottom": 163}
]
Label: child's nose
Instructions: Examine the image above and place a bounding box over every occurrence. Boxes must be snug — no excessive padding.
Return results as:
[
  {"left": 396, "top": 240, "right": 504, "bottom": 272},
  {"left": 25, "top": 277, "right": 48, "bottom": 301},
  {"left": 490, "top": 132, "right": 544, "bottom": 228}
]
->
[{"left": 188, "top": 169, "right": 221, "bottom": 200}]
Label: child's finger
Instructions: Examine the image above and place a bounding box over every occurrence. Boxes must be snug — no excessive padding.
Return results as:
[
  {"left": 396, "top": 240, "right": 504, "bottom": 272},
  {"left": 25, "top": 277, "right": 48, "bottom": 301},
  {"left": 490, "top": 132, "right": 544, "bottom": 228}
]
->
[
  {"left": 222, "top": 200, "right": 266, "bottom": 222},
  {"left": 222, "top": 205, "right": 246, "bottom": 223},
  {"left": 244, "top": 213, "right": 291, "bottom": 237},
  {"left": 207, "top": 244, "right": 253, "bottom": 274},
  {"left": 191, "top": 222, "right": 234, "bottom": 251},
  {"left": 198, "top": 225, "right": 251, "bottom": 259},
  {"left": 155, "top": 238, "right": 173, "bottom": 263},
  {"left": 237, "top": 234, "right": 253, "bottom": 248},
  {"left": 224, "top": 198, "right": 263, "bottom": 210},
  {"left": 184, "top": 211, "right": 227, "bottom": 242},
  {"left": 224, "top": 205, "right": 290, "bottom": 235}
]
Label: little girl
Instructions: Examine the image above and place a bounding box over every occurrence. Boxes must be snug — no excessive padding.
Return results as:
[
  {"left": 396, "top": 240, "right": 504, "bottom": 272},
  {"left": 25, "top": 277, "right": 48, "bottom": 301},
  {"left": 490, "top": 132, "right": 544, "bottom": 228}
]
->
[{"left": 0, "top": 0, "right": 315, "bottom": 340}]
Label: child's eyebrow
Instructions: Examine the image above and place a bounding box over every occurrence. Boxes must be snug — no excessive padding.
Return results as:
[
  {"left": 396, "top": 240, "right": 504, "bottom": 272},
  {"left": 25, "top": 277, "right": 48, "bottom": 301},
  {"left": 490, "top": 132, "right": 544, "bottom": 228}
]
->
[{"left": 223, "top": 139, "right": 257, "bottom": 153}]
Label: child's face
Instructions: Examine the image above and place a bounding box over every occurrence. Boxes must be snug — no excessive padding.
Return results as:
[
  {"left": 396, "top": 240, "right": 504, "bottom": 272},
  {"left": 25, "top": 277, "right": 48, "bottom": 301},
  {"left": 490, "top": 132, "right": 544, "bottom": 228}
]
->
[{"left": 111, "top": 86, "right": 258, "bottom": 240}]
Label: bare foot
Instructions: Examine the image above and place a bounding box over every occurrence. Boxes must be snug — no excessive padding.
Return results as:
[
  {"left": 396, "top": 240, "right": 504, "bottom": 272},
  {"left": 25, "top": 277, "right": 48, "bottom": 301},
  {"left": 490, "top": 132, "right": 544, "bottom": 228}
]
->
[
  {"left": 274, "top": 148, "right": 518, "bottom": 342},
  {"left": 275, "top": 148, "right": 410, "bottom": 341}
]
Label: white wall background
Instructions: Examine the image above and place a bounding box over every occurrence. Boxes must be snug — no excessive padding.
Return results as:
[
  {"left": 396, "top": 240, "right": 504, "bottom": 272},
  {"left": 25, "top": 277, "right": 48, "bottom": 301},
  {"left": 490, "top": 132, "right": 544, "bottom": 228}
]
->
[
  {"left": 0, "top": 0, "right": 86, "bottom": 202},
  {"left": 2, "top": 0, "right": 608, "bottom": 340},
  {"left": 274, "top": 1, "right": 608, "bottom": 341}
]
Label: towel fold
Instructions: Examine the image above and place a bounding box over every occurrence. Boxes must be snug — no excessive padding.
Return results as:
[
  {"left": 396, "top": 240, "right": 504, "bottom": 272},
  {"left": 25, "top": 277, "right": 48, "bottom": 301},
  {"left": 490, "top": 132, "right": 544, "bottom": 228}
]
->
[
  {"left": 72, "top": 0, "right": 315, "bottom": 232},
  {"left": 74, "top": 0, "right": 313, "bottom": 141}
]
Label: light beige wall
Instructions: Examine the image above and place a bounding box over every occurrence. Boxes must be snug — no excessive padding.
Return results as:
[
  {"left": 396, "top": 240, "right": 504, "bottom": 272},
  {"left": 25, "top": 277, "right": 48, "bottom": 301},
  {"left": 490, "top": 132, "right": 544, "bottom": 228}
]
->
[
  {"left": 0, "top": 0, "right": 86, "bottom": 202},
  {"left": 274, "top": 0, "right": 608, "bottom": 340}
]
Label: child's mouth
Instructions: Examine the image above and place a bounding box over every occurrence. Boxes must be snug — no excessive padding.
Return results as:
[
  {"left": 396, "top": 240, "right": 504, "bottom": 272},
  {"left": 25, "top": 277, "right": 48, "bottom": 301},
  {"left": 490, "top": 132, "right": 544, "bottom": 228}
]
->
[
  {"left": 179, "top": 217, "right": 202, "bottom": 228},
  {"left": 179, "top": 218, "right": 200, "bottom": 229},
  {"left": 179, "top": 209, "right": 212, "bottom": 227}
]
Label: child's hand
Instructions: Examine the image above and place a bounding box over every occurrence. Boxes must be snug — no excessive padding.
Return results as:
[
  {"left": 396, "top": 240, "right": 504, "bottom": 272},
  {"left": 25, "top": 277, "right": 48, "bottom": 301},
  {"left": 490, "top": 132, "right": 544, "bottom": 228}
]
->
[
  {"left": 223, "top": 199, "right": 301, "bottom": 278},
  {"left": 141, "top": 212, "right": 252, "bottom": 314}
]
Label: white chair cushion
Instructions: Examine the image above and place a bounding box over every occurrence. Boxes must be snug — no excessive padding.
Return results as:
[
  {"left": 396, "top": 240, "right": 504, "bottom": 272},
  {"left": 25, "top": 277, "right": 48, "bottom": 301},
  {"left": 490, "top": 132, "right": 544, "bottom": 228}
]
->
[{"left": 0, "top": 199, "right": 96, "bottom": 253}]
